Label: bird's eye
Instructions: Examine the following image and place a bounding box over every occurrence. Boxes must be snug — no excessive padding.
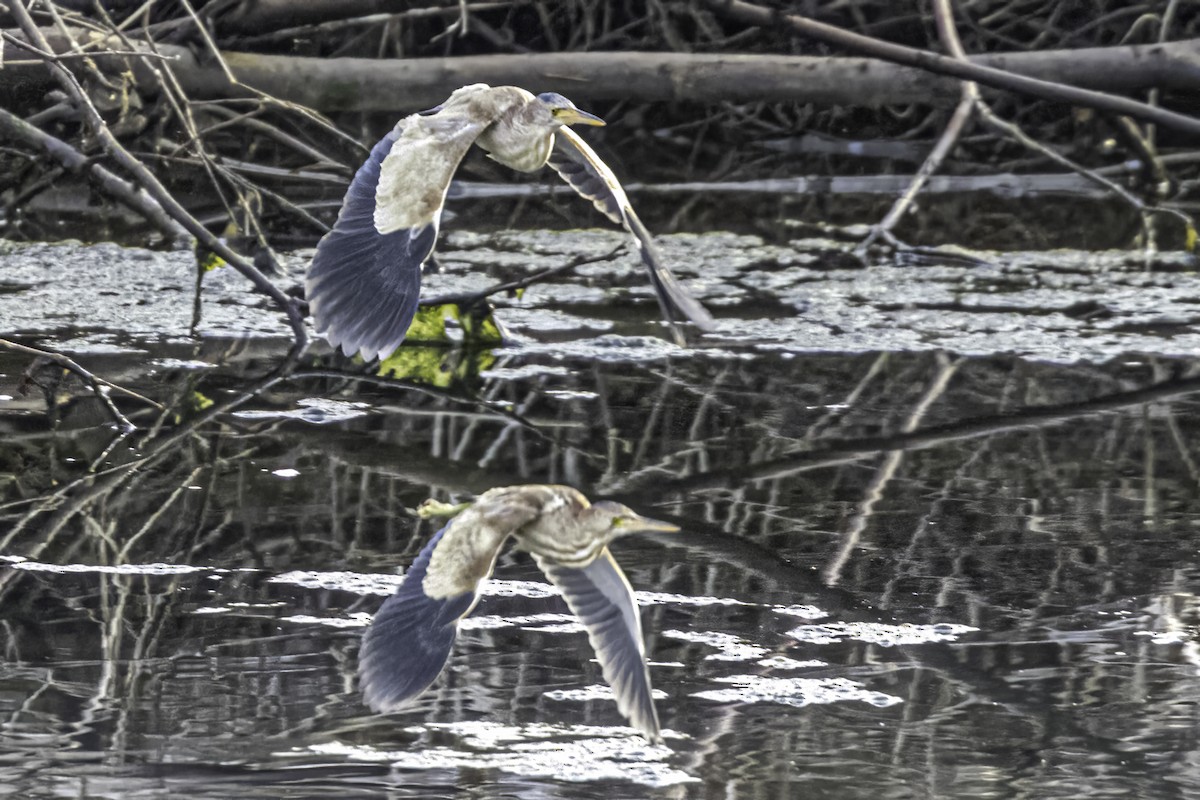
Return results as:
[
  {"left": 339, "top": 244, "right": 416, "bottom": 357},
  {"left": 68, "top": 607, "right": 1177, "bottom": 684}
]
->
[{"left": 611, "top": 516, "right": 626, "bottom": 528}]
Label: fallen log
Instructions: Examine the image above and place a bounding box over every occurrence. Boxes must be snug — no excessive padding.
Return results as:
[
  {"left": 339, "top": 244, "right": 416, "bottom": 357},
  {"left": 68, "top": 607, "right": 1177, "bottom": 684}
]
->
[{"left": 3, "top": 35, "right": 1199, "bottom": 116}]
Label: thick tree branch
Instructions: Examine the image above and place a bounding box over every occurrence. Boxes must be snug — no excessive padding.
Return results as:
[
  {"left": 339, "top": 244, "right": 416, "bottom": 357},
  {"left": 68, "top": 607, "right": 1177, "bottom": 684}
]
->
[
  {"left": 4, "top": 35, "right": 1200, "bottom": 115},
  {"left": 214, "top": 0, "right": 454, "bottom": 35},
  {"left": 705, "top": 0, "right": 1200, "bottom": 137},
  {"left": 0, "top": 104, "right": 187, "bottom": 240}
]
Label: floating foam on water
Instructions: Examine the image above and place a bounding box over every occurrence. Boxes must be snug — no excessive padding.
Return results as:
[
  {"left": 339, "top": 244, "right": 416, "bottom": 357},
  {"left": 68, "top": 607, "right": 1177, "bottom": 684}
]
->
[
  {"left": 480, "top": 579, "right": 560, "bottom": 599},
  {"left": 661, "top": 629, "right": 768, "bottom": 661},
  {"left": 297, "top": 722, "right": 696, "bottom": 787},
  {"left": 773, "top": 604, "right": 829, "bottom": 620},
  {"left": 694, "top": 675, "right": 902, "bottom": 708},
  {"left": 1134, "top": 630, "right": 1187, "bottom": 644},
  {"left": 232, "top": 397, "right": 371, "bottom": 424},
  {"left": 458, "top": 615, "right": 515, "bottom": 631},
  {"left": 280, "top": 613, "right": 373, "bottom": 629},
  {"left": 757, "top": 656, "right": 826, "bottom": 669},
  {"left": 10, "top": 561, "right": 204, "bottom": 575},
  {"left": 152, "top": 358, "right": 213, "bottom": 370},
  {"left": 411, "top": 720, "right": 679, "bottom": 747},
  {"left": 544, "top": 684, "right": 668, "bottom": 702},
  {"left": 634, "top": 590, "right": 749, "bottom": 607},
  {"left": 530, "top": 622, "right": 589, "bottom": 633},
  {"left": 193, "top": 601, "right": 289, "bottom": 614},
  {"left": 480, "top": 364, "right": 572, "bottom": 380},
  {"left": 787, "top": 621, "right": 978, "bottom": 646},
  {"left": 460, "top": 613, "right": 578, "bottom": 632},
  {"left": 544, "top": 389, "right": 599, "bottom": 400},
  {"left": 269, "top": 570, "right": 402, "bottom": 596}
]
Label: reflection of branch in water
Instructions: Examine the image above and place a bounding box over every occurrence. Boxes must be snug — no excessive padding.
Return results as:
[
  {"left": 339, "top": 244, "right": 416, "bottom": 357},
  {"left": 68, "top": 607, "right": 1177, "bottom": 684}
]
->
[
  {"left": 290, "top": 368, "right": 545, "bottom": 438},
  {"left": 603, "top": 353, "right": 897, "bottom": 499},
  {"left": 803, "top": 352, "right": 890, "bottom": 443},
  {"left": 878, "top": 426, "right": 999, "bottom": 612},
  {"left": 473, "top": 388, "right": 540, "bottom": 470},
  {"left": 0, "top": 356, "right": 555, "bottom": 523},
  {"left": 824, "top": 353, "right": 962, "bottom": 587},
  {"left": 633, "top": 368, "right": 1200, "bottom": 496},
  {"left": 1163, "top": 405, "right": 1200, "bottom": 489},
  {"left": 419, "top": 246, "right": 625, "bottom": 309},
  {"left": 117, "top": 466, "right": 207, "bottom": 561},
  {"left": 631, "top": 363, "right": 674, "bottom": 470},
  {"left": 1, "top": 337, "right": 162, "bottom": 432},
  {"left": 0, "top": 350, "right": 304, "bottom": 569}
]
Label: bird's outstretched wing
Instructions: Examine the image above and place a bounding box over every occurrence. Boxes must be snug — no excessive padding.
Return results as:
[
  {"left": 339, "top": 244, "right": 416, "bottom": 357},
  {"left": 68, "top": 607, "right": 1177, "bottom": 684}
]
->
[
  {"left": 306, "top": 106, "right": 494, "bottom": 362},
  {"left": 358, "top": 524, "right": 479, "bottom": 712},
  {"left": 359, "top": 485, "right": 547, "bottom": 711},
  {"left": 548, "top": 128, "right": 715, "bottom": 337},
  {"left": 536, "top": 549, "right": 662, "bottom": 742}
]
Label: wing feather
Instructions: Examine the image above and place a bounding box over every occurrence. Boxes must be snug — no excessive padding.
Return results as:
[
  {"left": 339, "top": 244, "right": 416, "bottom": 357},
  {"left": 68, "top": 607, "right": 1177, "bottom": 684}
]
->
[
  {"left": 549, "top": 128, "right": 715, "bottom": 335},
  {"left": 537, "top": 549, "right": 662, "bottom": 742},
  {"left": 306, "top": 128, "right": 436, "bottom": 361},
  {"left": 306, "top": 99, "right": 496, "bottom": 362},
  {"left": 374, "top": 114, "right": 492, "bottom": 234},
  {"left": 358, "top": 525, "right": 480, "bottom": 712}
]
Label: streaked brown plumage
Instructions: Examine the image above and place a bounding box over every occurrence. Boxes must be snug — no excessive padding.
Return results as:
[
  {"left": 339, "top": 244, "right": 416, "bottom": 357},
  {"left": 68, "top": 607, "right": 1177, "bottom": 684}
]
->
[
  {"left": 357, "top": 484, "right": 679, "bottom": 742},
  {"left": 306, "top": 85, "right": 715, "bottom": 362}
]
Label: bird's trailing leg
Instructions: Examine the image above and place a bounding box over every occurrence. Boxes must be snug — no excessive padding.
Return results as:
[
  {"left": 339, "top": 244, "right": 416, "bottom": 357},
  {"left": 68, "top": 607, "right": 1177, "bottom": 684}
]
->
[{"left": 416, "top": 497, "right": 473, "bottom": 520}]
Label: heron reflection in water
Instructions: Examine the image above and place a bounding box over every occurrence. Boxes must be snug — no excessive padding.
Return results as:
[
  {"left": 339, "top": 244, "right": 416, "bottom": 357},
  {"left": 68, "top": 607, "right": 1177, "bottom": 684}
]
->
[
  {"left": 358, "top": 484, "right": 678, "bottom": 742},
  {"left": 306, "top": 84, "right": 715, "bottom": 361}
]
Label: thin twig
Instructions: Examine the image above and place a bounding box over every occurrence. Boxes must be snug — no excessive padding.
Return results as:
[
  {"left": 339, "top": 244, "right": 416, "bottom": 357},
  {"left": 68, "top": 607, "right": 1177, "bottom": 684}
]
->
[
  {"left": 7, "top": 0, "right": 308, "bottom": 351},
  {"left": 0, "top": 104, "right": 187, "bottom": 240},
  {"left": 0, "top": 30, "right": 175, "bottom": 61},
  {"left": 706, "top": 0, "right": 1200, "bottom": 137},
  {"left": 0, "top": 337, "right": 163, "bottom": 432},
  {"left": 419, "top": 245, "right": 625, "bottom": 307}
]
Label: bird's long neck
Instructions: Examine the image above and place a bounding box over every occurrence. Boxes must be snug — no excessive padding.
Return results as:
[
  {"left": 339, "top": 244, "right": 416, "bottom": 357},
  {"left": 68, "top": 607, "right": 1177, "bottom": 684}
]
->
[
  {"left": 519, "top": 516, "right": 608, "bottom": 567},
  {"left": 477, "top": 104, "right": 556, "bottom": 173}
]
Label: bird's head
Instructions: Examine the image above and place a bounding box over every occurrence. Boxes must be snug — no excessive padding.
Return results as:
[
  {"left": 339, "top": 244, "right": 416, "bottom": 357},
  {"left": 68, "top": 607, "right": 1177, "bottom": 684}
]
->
[
  {"left": 534, "top": 92, "right": 607, "bottom": 130},
  {"left": 583, "top": 500, "right": 680, "bottom": 543}
]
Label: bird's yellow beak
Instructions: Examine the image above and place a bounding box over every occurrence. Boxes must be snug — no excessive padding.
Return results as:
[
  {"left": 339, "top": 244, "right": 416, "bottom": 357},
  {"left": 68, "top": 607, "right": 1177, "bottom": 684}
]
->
[
  {"left": 557, "top": 108, "right": 606, "bottom": 127},
  {"left": 627, "top": 514, "right": 680, "bottom": 534}
]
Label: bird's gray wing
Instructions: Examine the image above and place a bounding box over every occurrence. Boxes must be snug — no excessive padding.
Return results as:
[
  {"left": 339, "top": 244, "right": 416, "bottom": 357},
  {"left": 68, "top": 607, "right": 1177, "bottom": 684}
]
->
[
  {"left": 358, "top": 523, "right": 482, "bottom": 712},
  {"left": 306, "top": 110, "right": 492, "bottom": 362},
  {"left": 536, "top": 548, "right": 662, "bottom": 742},
  {"left": 548, "top": 127, "right": 715, "bottom": 334},
  {"left": 359, "top": 486, "right": 547, "bottom": 712}
]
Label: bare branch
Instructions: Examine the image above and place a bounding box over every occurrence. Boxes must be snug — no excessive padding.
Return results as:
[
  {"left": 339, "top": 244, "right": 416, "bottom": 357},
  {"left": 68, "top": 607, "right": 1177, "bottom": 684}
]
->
[
  {"left": 0, "top": 337, "right": 162, "bottom": 432},
  {"left": 706, "top": 0, "right": 1200, "bottom": 137},
  {"left": 7, "top": 0, "right": 308, "bottom": 350}
]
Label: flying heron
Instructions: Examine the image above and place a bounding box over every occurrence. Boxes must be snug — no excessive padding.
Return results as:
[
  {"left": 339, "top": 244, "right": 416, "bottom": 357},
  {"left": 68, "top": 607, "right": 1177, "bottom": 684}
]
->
[
  {"left": 306, "top": 84, "right": 715, "bottom": 361},
  {"left": 357, "top": 484, "right": 679, "bottom": 742}
]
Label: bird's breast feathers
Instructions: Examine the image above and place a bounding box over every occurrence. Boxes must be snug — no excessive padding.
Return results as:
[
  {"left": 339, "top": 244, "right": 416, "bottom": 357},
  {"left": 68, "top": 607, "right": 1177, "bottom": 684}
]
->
[{"left": 419, "top": 485, "right": 593, "bottom": 598}]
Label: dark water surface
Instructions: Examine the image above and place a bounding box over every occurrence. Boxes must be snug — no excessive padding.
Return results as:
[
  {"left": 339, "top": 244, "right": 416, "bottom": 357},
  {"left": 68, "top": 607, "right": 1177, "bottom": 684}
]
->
[{"left": 3, "top": 239, "right": 1200, "bottom": 798}]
